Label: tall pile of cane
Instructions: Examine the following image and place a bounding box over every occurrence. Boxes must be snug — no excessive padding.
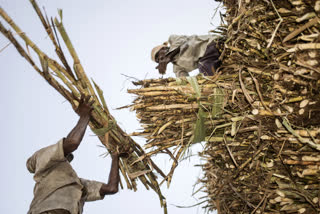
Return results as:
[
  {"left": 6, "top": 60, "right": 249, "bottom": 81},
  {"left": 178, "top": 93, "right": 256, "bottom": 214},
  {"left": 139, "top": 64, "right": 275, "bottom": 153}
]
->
[
  {"left": 127, "top": 0, "right": 320, "bottom": 213},
  {"left": 0, "top": 1, "right": 167, "bottom": 212}
]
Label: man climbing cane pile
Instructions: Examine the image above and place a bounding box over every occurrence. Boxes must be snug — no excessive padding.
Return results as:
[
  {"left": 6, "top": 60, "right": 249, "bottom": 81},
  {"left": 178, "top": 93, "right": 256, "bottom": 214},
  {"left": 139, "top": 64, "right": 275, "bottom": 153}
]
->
[
  {"left": 151, "top": 34, "right": 222, "bottom": 77},
  {"left": 27, "top": 95, "right": 129, "bottom": 214}
]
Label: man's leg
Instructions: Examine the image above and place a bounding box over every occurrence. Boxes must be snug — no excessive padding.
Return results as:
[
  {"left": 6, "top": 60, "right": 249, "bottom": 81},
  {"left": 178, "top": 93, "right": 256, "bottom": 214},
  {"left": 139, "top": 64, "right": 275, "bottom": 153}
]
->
[{"left": 198, "top": 42, "right": 221, "bottom": 76}]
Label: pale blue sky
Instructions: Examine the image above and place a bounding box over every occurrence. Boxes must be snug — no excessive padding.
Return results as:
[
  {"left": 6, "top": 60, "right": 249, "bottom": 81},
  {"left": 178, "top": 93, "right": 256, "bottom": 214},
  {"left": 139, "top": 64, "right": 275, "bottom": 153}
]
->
[{"left": 0, "top": 0, "right": 220, "bottom": 213}]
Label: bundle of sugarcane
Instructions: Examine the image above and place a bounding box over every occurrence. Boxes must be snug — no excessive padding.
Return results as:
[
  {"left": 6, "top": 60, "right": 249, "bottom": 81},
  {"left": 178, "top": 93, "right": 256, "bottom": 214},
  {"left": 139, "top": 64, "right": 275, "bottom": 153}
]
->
[
  {"left": 0, "top": 1, "right": 167, "bottom": 212},
  {"left": 127, "top": 0, "right": 320, "bottom": 213},
  {"left": 126, "top": 75, "right": 232, "bottom": 187}
]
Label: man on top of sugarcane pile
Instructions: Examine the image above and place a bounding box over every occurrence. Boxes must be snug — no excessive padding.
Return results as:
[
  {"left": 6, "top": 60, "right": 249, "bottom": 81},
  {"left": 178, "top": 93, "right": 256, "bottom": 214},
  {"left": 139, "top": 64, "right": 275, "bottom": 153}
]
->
[
  {"left": 26, "top": 95, "right": 129, "bottom": 214},
  {"left": 151, "top": 34, "right": 221, "bottom": 77}
]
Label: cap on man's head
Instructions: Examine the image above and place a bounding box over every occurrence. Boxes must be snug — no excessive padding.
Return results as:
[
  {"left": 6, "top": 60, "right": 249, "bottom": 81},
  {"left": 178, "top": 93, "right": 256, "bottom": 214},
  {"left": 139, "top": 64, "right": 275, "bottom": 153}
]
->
[
  {"left": 26, "top": 156, "right": 36, "bottom": 173},
  {"left": 151, "top": 42, "right": 168, "bottom": 62}
]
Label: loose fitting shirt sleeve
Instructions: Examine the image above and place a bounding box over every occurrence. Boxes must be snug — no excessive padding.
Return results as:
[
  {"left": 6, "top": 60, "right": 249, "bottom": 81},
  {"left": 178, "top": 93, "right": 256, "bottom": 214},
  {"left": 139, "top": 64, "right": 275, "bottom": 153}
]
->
[
  {"left": 80, "top": 178, "right": 105, "bottom": 201},
  {"left": 173, "top": 65, "right": 189, "bottom": 77},
  {"left": 26, "top": 139, "right": 65, "bottom": 175}
]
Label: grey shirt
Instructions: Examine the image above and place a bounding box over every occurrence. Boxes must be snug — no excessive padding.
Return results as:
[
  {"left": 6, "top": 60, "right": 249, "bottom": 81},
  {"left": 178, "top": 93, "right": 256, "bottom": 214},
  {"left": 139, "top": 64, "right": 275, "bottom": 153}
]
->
[
  {"left": 27, "top": 139, "right": 104, "bottom": 214},
  {"left": 168, "top": 34, "right": 217, "bottom": 77}
]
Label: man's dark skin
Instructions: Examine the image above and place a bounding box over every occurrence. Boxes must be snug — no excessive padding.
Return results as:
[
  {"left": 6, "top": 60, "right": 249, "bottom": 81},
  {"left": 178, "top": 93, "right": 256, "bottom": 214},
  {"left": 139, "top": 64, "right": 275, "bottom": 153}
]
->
[
  {"left": 155, "top": 47, "right": 180, "bottom": 75},
  {"left": 63, "top": 94, "right": 125, "bottom": 196}
]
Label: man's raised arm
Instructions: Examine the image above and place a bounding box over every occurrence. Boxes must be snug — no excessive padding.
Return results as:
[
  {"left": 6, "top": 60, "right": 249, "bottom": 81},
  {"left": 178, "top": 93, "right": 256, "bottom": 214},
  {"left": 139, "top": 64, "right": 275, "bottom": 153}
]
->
[
  {"left": 99, "top": 152, "right": 121, "bottom": 195},
  {"left": 63, "top": 95, "right": 94, "bottom": 155}
]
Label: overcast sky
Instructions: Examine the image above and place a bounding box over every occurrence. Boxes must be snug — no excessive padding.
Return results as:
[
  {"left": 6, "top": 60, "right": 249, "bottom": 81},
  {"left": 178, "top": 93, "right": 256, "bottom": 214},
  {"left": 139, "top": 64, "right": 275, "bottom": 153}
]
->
[{"left": 0, "top": 0, "right": 220, "bottom": 213}]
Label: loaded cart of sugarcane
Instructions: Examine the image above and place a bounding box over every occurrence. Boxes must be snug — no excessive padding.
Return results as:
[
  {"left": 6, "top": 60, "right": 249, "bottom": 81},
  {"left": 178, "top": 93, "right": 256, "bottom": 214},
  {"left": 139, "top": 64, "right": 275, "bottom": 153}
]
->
[{"left": 1, "top": 0, "right": 320, "bottom": 214}]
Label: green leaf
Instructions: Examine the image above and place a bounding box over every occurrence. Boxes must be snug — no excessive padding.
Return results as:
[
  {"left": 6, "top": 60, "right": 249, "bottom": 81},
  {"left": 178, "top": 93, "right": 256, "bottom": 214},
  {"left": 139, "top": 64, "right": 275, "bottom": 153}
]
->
[
  {"left": 92, "top": 79, "right": 108, "bottom": 110},
  {"left": 175, "top": 78, "right": 188, "bottom": 86},
  {"left": 187, "top": 76, "right": 201, "bottom": 98},
  {"left": 282, "top": 118, "right": 320, "bottom": 151},
  {"left": 193, "top": 108, "right": 206, "bottom": 143},
  {"left": 211, "top": 87, "right": 225, "bottom": 118},
  {"left": 282, "top": 118, "right": 304, "bottom": 142},
  {"left": 92, "top": 121, "right": 115, "bottom": 136},
  {"left": 39, "top": 55, "right": 48, "bottom": 74},
  {"left": 58, "top": 9, "right": 63, "bottom": 21},
  {"left": 176, "top": 78, "right": 182, "bottom": 85}
]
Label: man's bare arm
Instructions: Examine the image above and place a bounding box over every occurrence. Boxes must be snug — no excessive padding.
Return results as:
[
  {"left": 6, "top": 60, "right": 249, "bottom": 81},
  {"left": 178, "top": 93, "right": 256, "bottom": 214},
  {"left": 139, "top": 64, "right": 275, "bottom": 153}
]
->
[
  {"left": 63, "top": 95, "right": 94, "bottom": 156},
  {"left": 99, "top": 152, "right": 121, "bottom": 195},
  {"left": 99, "top": 136, "right": 131, "bottom": 196}
]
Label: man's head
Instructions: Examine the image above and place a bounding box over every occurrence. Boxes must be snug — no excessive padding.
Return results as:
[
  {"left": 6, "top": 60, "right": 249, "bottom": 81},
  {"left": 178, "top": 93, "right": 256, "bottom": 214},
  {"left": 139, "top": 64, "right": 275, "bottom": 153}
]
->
[
  {"left": 155, "top": 47, "right": 170, "bottom": 63},
  {"left": 151, "top": 42, "right": 169, "bottom": 62}
]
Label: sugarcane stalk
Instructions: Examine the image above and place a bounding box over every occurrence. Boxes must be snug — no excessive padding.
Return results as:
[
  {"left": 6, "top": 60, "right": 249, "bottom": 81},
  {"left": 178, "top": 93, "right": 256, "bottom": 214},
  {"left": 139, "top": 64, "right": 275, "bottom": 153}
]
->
[
  {"left": 0, "top": 7, "right": 68, "bottom": 81},
  {"left": 29, "top": 0, "right": 76, "bottom": 80},
  {"left": 0, "top": 7, "right": 81, "bottom": 95},
  {"left": 53, "top": 17, "right": 97, "bottom": 98},
  {"left": 147, "top": 103, "right": 199, "bottom": 110},
  {"left": 166, "top": 145, "right": 185, "bottom": 187},
  {"left": 0, "top": 21, "right": 75, "bottom": 104}
]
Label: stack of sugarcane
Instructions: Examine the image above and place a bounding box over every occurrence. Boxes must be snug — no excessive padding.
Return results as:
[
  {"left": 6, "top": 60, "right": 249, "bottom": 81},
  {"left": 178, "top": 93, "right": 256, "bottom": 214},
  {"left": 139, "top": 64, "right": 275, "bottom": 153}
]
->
[
  {"left": 126, "top": 75, "right": 230, "bottom": 187},
  {"left": 0, "top": 1, "right": 167, "bottom": 212},
  {"left": 127, "top": 0, "right": 320, "bottom": 213}
]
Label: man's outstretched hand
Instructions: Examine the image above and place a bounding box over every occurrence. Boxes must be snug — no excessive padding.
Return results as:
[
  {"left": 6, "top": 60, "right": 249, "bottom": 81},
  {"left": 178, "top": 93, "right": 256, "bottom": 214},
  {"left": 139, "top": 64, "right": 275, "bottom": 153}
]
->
[
  {"left": 76, "top": 94, "right": 95, "bottom": 117},
  {"left": 115, "top": 144, "right": 132, "bottom": 158},
  {"left": 156, "top": 61, "right": 169, "bottom": 75},
  {"left": 106, "top": 134, "right": 132, "bottom": 159},
  {"left": 110, "top": 143, "right": 132, "bottom": 159}
]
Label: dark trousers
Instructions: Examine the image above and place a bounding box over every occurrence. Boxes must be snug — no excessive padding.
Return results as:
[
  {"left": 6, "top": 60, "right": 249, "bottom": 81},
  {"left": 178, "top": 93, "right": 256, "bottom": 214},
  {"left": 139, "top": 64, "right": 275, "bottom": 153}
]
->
[{"left": 198, "top": 42, "right": 221, "bottom": 76}]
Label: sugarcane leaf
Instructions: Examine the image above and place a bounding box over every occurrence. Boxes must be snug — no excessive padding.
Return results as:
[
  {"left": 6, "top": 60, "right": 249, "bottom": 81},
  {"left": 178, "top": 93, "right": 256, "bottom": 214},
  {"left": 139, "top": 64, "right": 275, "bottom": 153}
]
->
[
  {"left": 92, "top": 121, "right": 115, "bottom": 136},
  {"left": 128, "top": 170, "right": 152, "bottom": 179},
  {"left": 193, "top": 107, "right": 206, "bottom": 143},
  {"left": 231, "top": 122, "right": 237, "bottom": 136},
  {"left": 187, "top": 76, "right": 201, "bottom": 98},
  {"left": 180, "top": 137, "right": 193, "bottom": 161},
  {"left": 58, "top": 9, "right": 63, "bottom": 21},
  {"left": 92, "top": 127, "right": 111, "bottom": 136},
  {"left": 158, "top": 121, "right": 174, "bottom": 134},
  {"left": 175, "top": 77, "right": 188, "bottom": 86},
  {"left": 282, "top": 118, "right": 306, "bottom": 142},
  {"left": 239, "top": 70, "right": 254, "bottom": 104},
  {"left": 282, "top": 118, "right": 320, "bottom": 151},
  {"left": 39, "top": 55, "right": 49, "bottom": 74},
  {"left": 92, "top": 79, "right": 108, "bottom": 110},
  {"left": 212, "top": 87, "right": 224, "bottom": 118},
  {"left": 176, "top": 78, "right": 182, "bottom": 85}
]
